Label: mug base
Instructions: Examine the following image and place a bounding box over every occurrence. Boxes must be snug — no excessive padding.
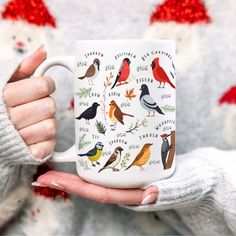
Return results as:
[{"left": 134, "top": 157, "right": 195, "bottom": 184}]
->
[{"left": 77, "top": 162, "right": 176, "bottom": 189}]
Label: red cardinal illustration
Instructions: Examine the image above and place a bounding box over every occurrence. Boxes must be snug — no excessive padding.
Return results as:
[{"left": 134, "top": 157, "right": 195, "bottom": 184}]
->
[
  {"left": 111, "top": 58, "right": 131, "bottom": 89},
  {"left": 151, "top": 58, "right": 175, "bottom": 89}
]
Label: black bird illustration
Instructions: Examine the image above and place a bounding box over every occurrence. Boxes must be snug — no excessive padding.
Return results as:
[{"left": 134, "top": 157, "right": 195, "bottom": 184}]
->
[
  {"left": 160, "top": 133, "right": 171, "bottom": 169},
  {"left": 139, "top": 84, "right": 164, "bottom": 117},
  {"left": 76, "top": 102, "right": 100, "bottom": 124}
]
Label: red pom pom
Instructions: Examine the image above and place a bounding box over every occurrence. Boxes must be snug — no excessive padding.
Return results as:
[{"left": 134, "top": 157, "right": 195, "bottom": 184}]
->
[
  {"left": 151, "top": 0, "right": 211, "bottom": 24},
  {"left": 219, "top": 86, "right": 236, "bottom": 105},
  {"left": 2, "top": 0, "right": 56, "bottom": 28},
  {"left": 33, "top": 165, "right": 69, "bottom": 200}
]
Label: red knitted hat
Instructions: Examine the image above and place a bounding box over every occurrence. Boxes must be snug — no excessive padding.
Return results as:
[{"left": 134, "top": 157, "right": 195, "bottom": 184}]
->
[
  {"left": 151, "top": 0, "right": 211, "bottom": 24},
  {"left": 1, "top": 0, "right": 56, "bottom": 28}
]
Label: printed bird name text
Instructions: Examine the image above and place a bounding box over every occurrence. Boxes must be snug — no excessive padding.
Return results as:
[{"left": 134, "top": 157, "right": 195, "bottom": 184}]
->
[
  {"left": 136, "top": 77, "right": 153, "bottom": 84},
  {"left": 92, "top": 134, "right": 100, "bottom": 140},
  {"left": 105, "top": 64, "right": 115, "bottom": 71},
  {"left": 128, "top": 144, "right": 140, "bottom": 150},
  {"left": 89, "top": 92, "right": 100, "bottom": 98},
  {"left": 102, "top": 150, "right": 112, "bottom": 157},
  {"left": 148, "top": 160, "right": 160, "bottom": 165},
  {"left": 77, "top": 61, "right": 87, "bottom": 67},
  {"left": 79, "top": 101, "right": 89, "bottom": 106},
  {"left": 139, "top": 133, "right": 158, "bottom": 140},
  {"left": 155, "top": 119, "right": 175, "bottom": 131},
  {"left": 137, "top": 65, "right": 148, "bottom": 72},
  {"left": 108, "top": 92, "right": 120, "bottom": 97},
  {"left": 163, "top": 126, "right": 172, "bottom": 132},
  {"left": 161, "top": 94, "right": 171, "bottom": 99},
  {"left": 109, "top": 139, "right": 127, "bottom": 146},
  {"left": 116, "top": 132, "right": 127, "bottom": 138},
  {"left": 141, "top": 50, "right": 172, "bottom": 62},
  {"left": 120, "top": 102, "right": 131, "bottom": 108},
  {"left": 79, "top": 127, "right": 89, "bottom": 132},
  {"left": 114, "top": 52, "right": 136, "bottom": 60},
  {"left": 84, "top": 51, "right": 104, "bottom": 58}
]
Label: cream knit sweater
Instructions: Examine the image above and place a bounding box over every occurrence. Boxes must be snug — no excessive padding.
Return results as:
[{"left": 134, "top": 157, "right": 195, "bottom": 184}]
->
[{"left": 0, "top": 0, "right": 236, "bottom": 235}]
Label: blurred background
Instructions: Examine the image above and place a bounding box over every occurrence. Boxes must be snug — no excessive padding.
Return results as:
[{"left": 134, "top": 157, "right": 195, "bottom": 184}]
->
[{"left": 1, "top": 0, "right": 235, "bottom": 235}]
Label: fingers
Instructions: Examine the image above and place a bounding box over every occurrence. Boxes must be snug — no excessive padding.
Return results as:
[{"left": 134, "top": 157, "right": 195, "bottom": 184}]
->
[
  {"left": 8, "top": 96, "right": 56, "bottom": 129},
  {"left": 10, "top": 45, "right": 47, "bottom": 82},
  {"left": 3, "top": 76, "right": 55, "bottom": 107},
  {"left": 36, "top": 171, "right": 145, "bottom": 205},
  {"left": 19, "top": 118, "right": 57, "bottom": 145},
  {"left": 141, "top": 186, "right": 159, "bottom": 205},
  {"left": 29, "top": 139, "right": 56, "bottom": 160}
]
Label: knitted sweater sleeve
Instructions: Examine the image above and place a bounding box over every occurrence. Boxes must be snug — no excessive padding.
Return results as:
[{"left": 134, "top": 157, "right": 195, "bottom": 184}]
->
[
  {"left": 126, "top": 148, "right": 224, "bottom": 212},
  {"left": 0, "top": 58, "right": 50, "bottom": 165}
]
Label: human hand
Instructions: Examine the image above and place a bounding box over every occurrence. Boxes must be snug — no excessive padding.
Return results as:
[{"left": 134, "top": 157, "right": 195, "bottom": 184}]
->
[
  {"left": 3, "top": 45, "right": 57, "bottom": 160},
  {"left": 33, "top": 171, "right": 158, "bottom": 206}
]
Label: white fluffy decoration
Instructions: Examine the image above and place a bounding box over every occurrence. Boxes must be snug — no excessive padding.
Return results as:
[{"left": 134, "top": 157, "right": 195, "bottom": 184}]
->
[
  {"left": 145, "top": 22, "right": 200, "bottom": 72},
  {"left": 21, "top": 195, "right": 74, "bottom": 236}
]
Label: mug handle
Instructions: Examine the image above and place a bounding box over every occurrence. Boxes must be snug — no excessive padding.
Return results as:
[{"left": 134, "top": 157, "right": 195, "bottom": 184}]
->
[{"left": 34, "top": 56, "right": 76, "bottom": 163}]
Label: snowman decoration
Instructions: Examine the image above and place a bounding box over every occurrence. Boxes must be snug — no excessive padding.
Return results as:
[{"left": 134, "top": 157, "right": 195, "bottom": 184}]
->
[
  {"left": 145, "top": 0, "right": 211, "bottom": 72},
  {"left": 0, "top": 0, "right": 56, "bottom": 59}
]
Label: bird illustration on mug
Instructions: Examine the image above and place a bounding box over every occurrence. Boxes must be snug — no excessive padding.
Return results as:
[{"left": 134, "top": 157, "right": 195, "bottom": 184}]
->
[
  {"left": 125, "top": 143, "right": 153, "bottom": 171},
  {"left": 78, "top": 58, "right": 100, "bottom": 85},
  {"left": 160, "top": 133, "right": 172, "bottom": 169},
  {"left": 139, "top": 84, "right": 164, "bottom": 117},
  {"left": 109, "top": 100, "right": 134, "bottom": 130},
  {"left": 98, "top": 146, "right": 124, "bottom": 173},
  {"left": 151, "top": 58, "right": 175, "bottom": 89},
  {"left": 78, "top": 142, "right": 104, "bottom": 167},
  {"left": 75, "top": 102, "right": 100, "bottom": 124},
  {"left": 111, "top": 58, "right": 131, "bottom": 89}
]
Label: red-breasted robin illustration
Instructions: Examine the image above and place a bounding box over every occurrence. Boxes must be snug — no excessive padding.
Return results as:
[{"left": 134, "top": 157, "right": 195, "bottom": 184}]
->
[
  {"left": 125, "top": 143, "right": 153, "bottom": 171},
  {"left": 78, "top": 58, "right": 100, "bottom": 85},
  {"left": 151, "top": 58, "right": 175, "bottom": 89},
  {"left": 109, "top": 100, "right": 134, "bottom": 130},
  {"left": 98, "top": 146, "right": 123, "bottom": 172},
  {"left": 111, "top": 58, "right": 131, "bottom": 89}
]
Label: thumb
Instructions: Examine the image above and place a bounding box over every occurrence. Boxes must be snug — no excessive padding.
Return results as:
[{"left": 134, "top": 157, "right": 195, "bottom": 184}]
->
[{"left": 9, "top": 45, "right": 47, "bottom": 82}]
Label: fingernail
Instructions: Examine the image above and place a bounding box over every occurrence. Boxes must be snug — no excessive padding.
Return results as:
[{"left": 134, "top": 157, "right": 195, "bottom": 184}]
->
[
  {"left": 31, "top": 182, "right": 47, "bottom": 187},
  {"left": 51, "top": 181, "right": 64, "bottom": 190},
  {"left": 141, "top": 194, "right": 157, "bottom": 205}
]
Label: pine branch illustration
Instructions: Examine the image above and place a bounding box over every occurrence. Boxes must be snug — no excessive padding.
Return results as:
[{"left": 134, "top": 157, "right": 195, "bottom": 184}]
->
[
  {"left": 75, "top": 87, "right": 92, "bottom": 98},
  {"left": 95, "top": 120, "right": 106, "bottom": 135},
  {"left": 78, "top": 134, "right": 91, "bottom": 150}
]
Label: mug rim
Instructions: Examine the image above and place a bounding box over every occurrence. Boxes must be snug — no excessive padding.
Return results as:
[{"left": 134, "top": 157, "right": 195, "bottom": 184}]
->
[{"left": 75, "top": 38, "right": 175, "bottom": 46}]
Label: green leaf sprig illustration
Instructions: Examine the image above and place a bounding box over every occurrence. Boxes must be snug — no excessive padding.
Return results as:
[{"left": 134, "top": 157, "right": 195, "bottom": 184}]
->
[
  {"left": 78, "top": 134, "right": 91, "bottom": 150},
  {"left": 75, "top": 87, "right": 92, "bottom": 98},
  {"left": 120, "top": 153, "right": 131, "bottom": 169},
  {"left": 161, "top": 105, "right": 176, "bottom": 112},
  {"left": 78, "top": 159, "right": 90, "bottom": 170},
  {"left": 126, "top": 118, "right": 148, "bottom": 134},
  {"left": 95, "top": 120, "right": 106, "bottom": 135}
]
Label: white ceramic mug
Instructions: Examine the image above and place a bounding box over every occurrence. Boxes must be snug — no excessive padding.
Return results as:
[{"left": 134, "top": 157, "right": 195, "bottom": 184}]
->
[{"left": 35, "top": 39, "right": 176, "bottom": 188}]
